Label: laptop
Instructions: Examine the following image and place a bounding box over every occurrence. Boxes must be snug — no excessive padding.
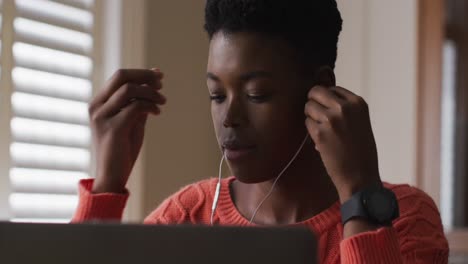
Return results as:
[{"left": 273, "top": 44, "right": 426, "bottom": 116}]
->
[{"left": 0, "top": 222, "right": 317, "bottom": 264}]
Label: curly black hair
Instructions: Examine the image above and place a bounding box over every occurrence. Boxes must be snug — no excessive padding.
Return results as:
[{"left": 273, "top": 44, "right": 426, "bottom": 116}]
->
[{"left": 204, "top": 0, "right": 342, "bottom": 69}]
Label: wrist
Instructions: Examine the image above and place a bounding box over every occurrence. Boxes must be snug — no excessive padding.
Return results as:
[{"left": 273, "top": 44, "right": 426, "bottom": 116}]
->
[
  {"left": 343, "top": 218, "right": 383, "bottom": 239},
  {"left": 337, "top": 178, "right": 383, "bottom": 204},
  {"left": 92, "top": 177, "right": 126, "bottom": 194},
  {"left": 340, "top": 184, "right": 399, "bottom": 234}
]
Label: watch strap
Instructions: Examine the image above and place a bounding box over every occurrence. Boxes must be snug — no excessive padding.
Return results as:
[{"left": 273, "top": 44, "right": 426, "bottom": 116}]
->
[{"left": 340, "top": 190, "right": 368, "bottom": 225}]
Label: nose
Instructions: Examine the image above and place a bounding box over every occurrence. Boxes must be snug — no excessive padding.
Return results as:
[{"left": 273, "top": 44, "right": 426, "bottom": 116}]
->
[{"left": 223, "top": 96, "right": 247, "bottom": 128}]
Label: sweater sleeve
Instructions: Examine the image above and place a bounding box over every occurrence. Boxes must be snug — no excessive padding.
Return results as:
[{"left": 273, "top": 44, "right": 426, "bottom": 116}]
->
[
  {"left": 339, "top": 186, "right": 449, "bottom": 263},
  {"left": 71, "top": 179, "right": 129, "bottom": 223}
]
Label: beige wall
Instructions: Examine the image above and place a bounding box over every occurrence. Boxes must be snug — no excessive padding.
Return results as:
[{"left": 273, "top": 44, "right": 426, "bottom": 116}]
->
[
  {"left": 142, "top": 1, "right": 219, "bottom": 216},
  {"left": 140, "top": 0, "right": 420, "bottom": 217},
  {"left": 335, "top": 0, "right": 419, "bottom": 185}
]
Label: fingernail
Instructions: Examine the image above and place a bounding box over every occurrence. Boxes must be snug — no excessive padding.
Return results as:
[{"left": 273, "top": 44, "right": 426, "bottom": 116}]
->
[
  {"left": 151, "top": 68, "right": 164, "bottom": 78},
  {"left": 159, "top": 94, "right": 167, "bottom": 103}
]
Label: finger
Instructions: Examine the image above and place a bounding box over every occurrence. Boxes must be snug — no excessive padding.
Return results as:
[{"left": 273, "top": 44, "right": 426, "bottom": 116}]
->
[
  {"left": 98, "top": 83, "right": 166, "bottom": 118},
  {"left": 96, "top": 69, "right": 164, "bottom": 104},
  {"left": 304, "top": 100, "right": 328, "bottom": 123},
  {"left": 307, "top": 85, "right": 343, "bottom": 109},
  {"left": 330, "top": 86, "right": 358, "bottom": 101},
  {"left": 115, "top": 100, "right": 161, "bottom": 127},
  {"left": 150, "top": 67, "right": 164, "bottom": 78},
  {"left": 305, "top": 118, "right": 322, "bottom": 150}
]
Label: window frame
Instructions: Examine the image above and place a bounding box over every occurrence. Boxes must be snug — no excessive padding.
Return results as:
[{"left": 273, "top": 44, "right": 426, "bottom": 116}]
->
[
  {"left": 0, "top": 0, "right": 16, "bottom": 220},
  {"left": 417, "top": 0, "right": 468, "bottom": 257}
]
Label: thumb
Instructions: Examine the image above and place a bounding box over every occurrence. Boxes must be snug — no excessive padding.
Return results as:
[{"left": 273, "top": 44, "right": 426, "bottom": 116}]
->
[{"left": 314, "top": 66, "right": 336, "bottom": 87}]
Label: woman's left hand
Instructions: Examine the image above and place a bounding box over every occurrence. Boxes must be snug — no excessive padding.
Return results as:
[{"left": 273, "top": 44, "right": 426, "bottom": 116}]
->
[{"left": 304, "top": 85, "right": 382, "bottom": 203}]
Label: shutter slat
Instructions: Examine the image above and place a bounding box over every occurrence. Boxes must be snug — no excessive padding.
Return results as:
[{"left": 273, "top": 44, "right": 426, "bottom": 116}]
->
[
  {"left": 9, "top": 193, "right": 78, "bottom": 219},
  {"left": 11, "top": 218, "right": 70, "bottom": 223},
  {"left": 13, "top": 67, "right": 92, "bottom": 102},
  {"left": 10, "top": 168, "right": 88, "bottom": 194},
  {"left": 15, "top": 33, "right": 89, "bottom": 56},
  {"left": 51, "top": 0, "right": 94, "bottom": 11},
  {"left": 11, "top": 117, "right": 91, "bottom": 148},
  {"left": 13, "top": 42, "right": 92, "bottom": 79},
  {"left": 16, "top": 0, "right": 93, "bottom": 33},
  {"left": 10, "top": 142, "right": 90, "bottom": 172},
  {"left": 12, "top": 92, "right": 89, "bottom": 125},
  {"left": 14, "top": 18, "right": 92, "bottom": 55}
]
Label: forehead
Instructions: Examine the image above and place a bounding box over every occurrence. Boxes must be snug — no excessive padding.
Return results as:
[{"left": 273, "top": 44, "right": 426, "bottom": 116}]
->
[{"left": 207, "top": 32, "right": 297, "bottom": 75}]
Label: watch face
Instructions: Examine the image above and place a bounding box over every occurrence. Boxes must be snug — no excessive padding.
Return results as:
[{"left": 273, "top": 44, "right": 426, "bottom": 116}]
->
[{"left": 365, "top": 189, "right": 397, "bottom": 223}]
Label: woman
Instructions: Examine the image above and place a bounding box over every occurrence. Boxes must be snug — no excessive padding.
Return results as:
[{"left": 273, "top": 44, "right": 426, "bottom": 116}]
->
[{"left": 73, "top": 1, "right": 449, "bottom": 263}]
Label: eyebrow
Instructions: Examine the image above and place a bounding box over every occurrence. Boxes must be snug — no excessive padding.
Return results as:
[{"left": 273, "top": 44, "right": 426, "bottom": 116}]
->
[{"left": 206, "top": 71, "right": 273, "bottom": 82}]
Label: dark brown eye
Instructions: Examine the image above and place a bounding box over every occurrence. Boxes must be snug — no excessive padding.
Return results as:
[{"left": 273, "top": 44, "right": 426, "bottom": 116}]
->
[
  {"left": 209, "top": 95, "right": 226, "bottom": 103},
  {"left": 247, "top": 94, "right": 270, "bottom": 103}
]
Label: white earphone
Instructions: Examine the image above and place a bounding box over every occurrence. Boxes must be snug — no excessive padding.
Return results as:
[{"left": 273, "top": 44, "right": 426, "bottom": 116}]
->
[{"left": 210, "top": 134, "right": 310, "bottom": 225}]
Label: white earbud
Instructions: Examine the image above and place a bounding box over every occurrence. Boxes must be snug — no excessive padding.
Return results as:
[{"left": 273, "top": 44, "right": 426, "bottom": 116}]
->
[{"left": 210, "top": 152, "right": 225, "bottom": 225}]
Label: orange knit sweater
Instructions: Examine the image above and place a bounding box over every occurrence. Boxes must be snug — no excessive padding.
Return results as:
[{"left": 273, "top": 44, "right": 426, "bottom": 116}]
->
[{"left": 73, "top": 176, "right": 449, "bottom": 263}]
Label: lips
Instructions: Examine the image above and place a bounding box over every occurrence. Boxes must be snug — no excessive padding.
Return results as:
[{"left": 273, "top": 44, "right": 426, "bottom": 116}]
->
[{"left": 222, "top": 141, "right": 256, "bottom": 161}]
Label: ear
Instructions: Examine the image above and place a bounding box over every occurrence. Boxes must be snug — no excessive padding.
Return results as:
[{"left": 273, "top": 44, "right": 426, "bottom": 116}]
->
[{"left": 314, "top": 66, "right": 336, "bottom": 87}]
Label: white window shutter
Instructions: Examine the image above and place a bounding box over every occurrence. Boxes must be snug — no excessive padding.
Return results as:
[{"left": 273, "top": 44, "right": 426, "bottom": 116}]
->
[{"left": 4, "top": 0, "right": 96, "bottom": 223}]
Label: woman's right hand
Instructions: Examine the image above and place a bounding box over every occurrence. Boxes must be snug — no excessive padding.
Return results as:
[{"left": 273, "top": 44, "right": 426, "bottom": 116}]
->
[{"left": 88, "top": 69, "right": 166, "bottom": 193}]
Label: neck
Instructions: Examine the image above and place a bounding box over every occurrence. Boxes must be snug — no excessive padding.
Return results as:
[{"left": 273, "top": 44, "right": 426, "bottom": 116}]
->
[{"left": 232, "top": 147, "right": 339, "bottom": 225}]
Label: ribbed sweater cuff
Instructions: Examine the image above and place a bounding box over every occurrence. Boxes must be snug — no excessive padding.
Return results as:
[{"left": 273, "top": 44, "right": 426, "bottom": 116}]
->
[
  {"left": 71, "top": 179, "right": 129, "bottom": 222},
  {"left": 340, "top": 227, "right": 402, "bottom": 263}
]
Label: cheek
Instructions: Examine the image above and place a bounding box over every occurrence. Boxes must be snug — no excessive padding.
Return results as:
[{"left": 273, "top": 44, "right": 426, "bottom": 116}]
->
[
  {"left": 211, "top": 105, "right": 223, "bottom": 139},
  {"left": 250, "top": 100, "right": 304, "bottom": 132},
  {"left": 250, "top": 102, "right": 306, "bottom": 154},
  {"left": 246, "top": 106, "right": 273, "bottom": 130}
]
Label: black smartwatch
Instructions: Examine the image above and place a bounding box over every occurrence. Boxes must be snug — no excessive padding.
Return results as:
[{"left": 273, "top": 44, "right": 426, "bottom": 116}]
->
[{"left": 340, "top": 185, "right": 399, "bottom": 226}]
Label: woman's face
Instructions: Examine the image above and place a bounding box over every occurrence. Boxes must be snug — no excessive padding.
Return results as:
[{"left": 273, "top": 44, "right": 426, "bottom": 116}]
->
[{"left": 207, "top": 31, "right": 311, "bottom": 183}]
